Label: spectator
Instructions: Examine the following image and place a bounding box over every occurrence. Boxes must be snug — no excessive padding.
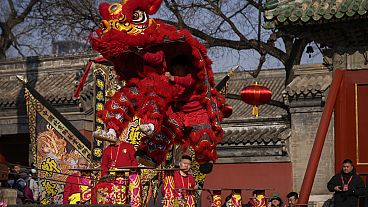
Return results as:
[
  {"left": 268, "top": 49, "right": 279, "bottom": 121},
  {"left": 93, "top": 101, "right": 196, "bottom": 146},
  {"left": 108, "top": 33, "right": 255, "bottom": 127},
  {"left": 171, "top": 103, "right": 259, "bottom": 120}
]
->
[
  {"left": 7, "top": 163, "right": 21, "bottom": 187},
  {"left": 28, "top": 169, "right": 39, "bottom": 202},
  {"left": 327, "top": 159, "right": 365, "bottom": 207},
  {"left": 13, "top": 170, "right": 30, "bottom": 204},
  {"left": 0, "top": 164, "right": 10, "bottom": 188},
  {"left": 222, "top": 194, "right": 232, "bottom": 207},
  {"left": 286, "top": 192, "right": 298, "bottom": 207},
  {"left": 268, "top": 196, "right": 283, "bottom": 207}
]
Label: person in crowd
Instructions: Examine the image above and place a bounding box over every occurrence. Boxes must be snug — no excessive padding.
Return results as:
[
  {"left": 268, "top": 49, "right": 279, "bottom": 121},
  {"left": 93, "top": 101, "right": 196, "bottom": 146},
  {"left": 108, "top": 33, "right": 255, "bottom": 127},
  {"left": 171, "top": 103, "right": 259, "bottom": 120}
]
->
[
  {"left": 327, "top": 159, "right": 365, "bottom": 207},
  {"left": 13, "top": 169, "right": 32, "bottom": 204},
  {"left": 6, "top": 163, "right": 26, "bottom": 204},
  {"left": 268, "top": 196, "right": 283, "bottom": 207},
  {"left": 286, "top": 192, "right": 298, "bottom": 207},
  {"left": 63, "top": 157, "right": 91, "bottom": 204},
  {"left": 7, "top": 163, "right": 21, "bottom": 187},
  {"left": 28, "top": 169, "right": 39, "bottom": 203},
  {"left": 0, "top": 164, "right": 10, "bottom": 188},
  {"left": 222, "top": 194, "right": 232, "bottom": 207}
]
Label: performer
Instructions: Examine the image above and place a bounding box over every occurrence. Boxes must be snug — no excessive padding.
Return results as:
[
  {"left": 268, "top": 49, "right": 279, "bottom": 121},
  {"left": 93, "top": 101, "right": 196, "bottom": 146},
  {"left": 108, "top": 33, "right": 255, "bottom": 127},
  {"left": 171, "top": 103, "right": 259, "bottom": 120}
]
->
[
  {"left": 162, "top": 155, "right": 196, "bottom": 207},
  {"left": 165, "top": 55, "right": 217, "bottom": 173},
  {"left": 88, "top": 0, "right": 226, "bottom": 174},
  {"left": 98, "top": 139, "right": 142, "bottom": 207},
  {"left": 101, "top": 140, "right": 138, "bottom": 176},
  {"left": 63, "top": 158, "right": 92, "bottom": 204}
]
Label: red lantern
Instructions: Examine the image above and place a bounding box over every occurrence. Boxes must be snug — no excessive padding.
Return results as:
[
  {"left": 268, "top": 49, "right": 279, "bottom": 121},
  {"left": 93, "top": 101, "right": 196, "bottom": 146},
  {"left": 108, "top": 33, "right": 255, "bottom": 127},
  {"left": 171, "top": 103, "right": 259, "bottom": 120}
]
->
[
  {"left": 240, "top": 82, "right": 272, "bottom": 117},
  {"left": 222, "top": 104, "right": 233, "bottom": 118}
]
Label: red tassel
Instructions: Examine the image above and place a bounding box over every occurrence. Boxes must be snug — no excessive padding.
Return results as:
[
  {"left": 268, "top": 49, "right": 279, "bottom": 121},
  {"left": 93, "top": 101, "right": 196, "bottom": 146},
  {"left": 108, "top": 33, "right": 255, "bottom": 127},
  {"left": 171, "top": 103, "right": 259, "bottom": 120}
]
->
[
  {"left": 73, "top": 61, "right": 92, "bottom": 98},
  {"left": 74, "top": 57, "right": 109, "bottom": 98}
]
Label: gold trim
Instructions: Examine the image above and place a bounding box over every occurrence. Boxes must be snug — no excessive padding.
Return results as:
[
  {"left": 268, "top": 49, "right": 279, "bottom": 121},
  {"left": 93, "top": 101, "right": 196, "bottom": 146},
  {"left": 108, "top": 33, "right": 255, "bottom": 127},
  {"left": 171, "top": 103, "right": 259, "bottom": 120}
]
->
[
  {"left": 25, "top": 88, "right": 38, "bottom": 164},
  {"left": 92, "top": 63, "right": 108, "bottom": 162},
  {"left": 355, "top": 83, "right": 368, "bottom": 165}
]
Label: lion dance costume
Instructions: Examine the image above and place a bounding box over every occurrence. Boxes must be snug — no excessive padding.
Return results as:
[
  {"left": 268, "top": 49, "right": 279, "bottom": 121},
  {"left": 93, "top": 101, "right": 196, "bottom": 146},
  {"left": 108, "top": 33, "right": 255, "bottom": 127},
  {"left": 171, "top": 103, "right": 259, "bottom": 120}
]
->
[{"left": 91, "top": 0, "right": 225, "bottom": 170}]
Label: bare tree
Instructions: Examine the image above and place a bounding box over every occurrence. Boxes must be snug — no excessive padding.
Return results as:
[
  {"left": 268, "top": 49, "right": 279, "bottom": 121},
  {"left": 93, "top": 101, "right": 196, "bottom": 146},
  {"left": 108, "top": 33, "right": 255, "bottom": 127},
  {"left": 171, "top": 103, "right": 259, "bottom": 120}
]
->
[
  {"left": 158, "top": 0, "right": 308, "bottom": 84},
  {"left": 0, "top": 0, "right": 104, "bottom": 59},
  {"left": 0, "top": 0, "right": 308, "bottom": 83},
  {"left": 31, "top": 0, "right": 101, "bottom": 42},
  {"left": 0, "top": 0, "right": 41, "bottom": 59}
]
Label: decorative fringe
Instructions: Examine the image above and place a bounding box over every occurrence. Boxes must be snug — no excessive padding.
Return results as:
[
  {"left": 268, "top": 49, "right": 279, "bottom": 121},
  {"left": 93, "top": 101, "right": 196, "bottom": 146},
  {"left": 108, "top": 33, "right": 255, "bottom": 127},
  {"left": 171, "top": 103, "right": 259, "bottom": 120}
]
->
[{"left": 252, "top": 105, "right": 259, "bottom": 117}]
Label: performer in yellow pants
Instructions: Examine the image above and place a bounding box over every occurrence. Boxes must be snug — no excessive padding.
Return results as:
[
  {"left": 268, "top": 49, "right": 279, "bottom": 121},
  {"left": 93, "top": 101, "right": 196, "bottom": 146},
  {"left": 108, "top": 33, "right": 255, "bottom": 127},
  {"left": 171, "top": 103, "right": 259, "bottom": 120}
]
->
[
  {"left": 96, "top": 140, "right": 142, "bottom": 206},
  {"left": 162, "top": 155, "right": 196, "bottom": 207}
]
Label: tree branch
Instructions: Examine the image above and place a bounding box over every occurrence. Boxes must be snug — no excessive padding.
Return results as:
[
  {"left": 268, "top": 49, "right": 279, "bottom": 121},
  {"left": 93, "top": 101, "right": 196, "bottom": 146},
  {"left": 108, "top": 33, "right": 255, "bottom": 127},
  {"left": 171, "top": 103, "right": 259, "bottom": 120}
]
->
[
  {"left": 9, "top": 0, "right": 40, "bottom": 27},
  {"left": 7, "top": 0, "right": 17, "bottom": 18},
  {"left": 249, "top": 52, "right": 266, "bottom": 78},
  {"left": 204, "top": 0, "right": 246, "bottom": 41},
  {"left": 164, "top": 0, "right": 185, "bottom": 27},
  {"left": 214, "top": 3, "right": 250, "bottom": 34},
  {"left": 159, "top": 18, "right": 289, "bottom": 64}
]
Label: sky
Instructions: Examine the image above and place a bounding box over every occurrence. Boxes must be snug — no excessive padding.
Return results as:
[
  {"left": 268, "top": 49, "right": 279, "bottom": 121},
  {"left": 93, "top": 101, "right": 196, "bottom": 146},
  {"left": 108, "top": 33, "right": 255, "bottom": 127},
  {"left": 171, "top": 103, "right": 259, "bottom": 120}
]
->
[
  {"left": 3, "top": 0, "right": 323, "bottom": 73},
  {"left": 208, "top": 42, "right": 323, "bottom": 73}
]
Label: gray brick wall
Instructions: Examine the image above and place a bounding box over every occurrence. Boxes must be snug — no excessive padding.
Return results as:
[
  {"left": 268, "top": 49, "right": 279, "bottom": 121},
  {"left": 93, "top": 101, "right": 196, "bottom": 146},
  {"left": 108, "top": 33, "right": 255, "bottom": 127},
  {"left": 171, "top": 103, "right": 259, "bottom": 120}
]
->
[{"left": 290, "top": 106, "right": 334, "bottom": 195}]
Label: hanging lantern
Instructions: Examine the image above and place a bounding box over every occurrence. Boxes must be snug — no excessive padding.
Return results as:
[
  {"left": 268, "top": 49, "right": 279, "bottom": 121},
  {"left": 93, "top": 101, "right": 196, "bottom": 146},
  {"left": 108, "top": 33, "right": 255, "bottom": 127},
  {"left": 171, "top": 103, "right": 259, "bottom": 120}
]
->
[
  {"left": 240, "top": 82, "right": 272, "bottom": 117},
  {"left": 222, "top": 104, "right": 233, "bottom": 118}
]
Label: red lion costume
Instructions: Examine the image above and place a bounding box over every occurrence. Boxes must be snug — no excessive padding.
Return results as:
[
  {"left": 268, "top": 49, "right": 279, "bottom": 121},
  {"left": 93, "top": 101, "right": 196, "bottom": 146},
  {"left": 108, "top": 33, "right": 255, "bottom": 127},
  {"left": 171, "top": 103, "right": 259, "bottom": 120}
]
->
[{"left": 90, "top": 0, "right": 225, "bottom": 172}]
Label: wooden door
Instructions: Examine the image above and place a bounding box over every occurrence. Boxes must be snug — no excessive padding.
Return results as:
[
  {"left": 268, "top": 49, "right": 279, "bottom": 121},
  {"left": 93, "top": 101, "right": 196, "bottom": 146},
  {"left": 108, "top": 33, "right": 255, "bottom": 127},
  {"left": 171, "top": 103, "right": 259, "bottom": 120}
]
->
[{"left": 335, "top": 69, "right": 368, "bottom": 174}]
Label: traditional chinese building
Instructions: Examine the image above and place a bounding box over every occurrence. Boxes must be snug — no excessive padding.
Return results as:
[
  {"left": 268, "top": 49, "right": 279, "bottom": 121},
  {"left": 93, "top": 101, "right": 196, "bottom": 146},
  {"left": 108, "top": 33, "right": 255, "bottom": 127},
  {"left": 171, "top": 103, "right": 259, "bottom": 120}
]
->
[
  {"left": 263, "top": 0, "right": 368, "bottom": 205},
  {"left": 0, "top": 53, "right": 335, "bottom": 206},
  {"left": 202, "top": 64, "right": 333, "bottom": 206}
]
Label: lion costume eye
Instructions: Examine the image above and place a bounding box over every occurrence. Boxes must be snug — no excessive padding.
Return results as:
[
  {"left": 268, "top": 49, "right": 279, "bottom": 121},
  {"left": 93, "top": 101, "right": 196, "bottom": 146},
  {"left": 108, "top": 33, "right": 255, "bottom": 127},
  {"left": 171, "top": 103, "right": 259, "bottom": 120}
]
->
[
  {"left": 109, "top": 3, "right": 123, "bottom": 15},
  {"left": 132, "top": 10, "right": 147, "bottom": 23}
]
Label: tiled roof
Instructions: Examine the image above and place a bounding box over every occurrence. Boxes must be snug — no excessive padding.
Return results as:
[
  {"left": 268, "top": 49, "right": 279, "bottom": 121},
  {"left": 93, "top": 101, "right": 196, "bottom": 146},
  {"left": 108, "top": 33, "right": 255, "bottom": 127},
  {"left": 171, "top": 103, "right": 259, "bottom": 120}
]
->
[
  {"left": 215, "top": 69, "right": 288, "bottom": 119},
  {"left": 0, "top": 72, "right": 80, "bottom": 108},
  {"left": 220, "top": 125, "right": 290, "bottom": 145},
  {"left": 0, "top": 56, "right": 289, "bottom": 120},
  {"left": 283, "top": 64, "right": 332, "bottom": 97},
  {"left": 0, "top": 55, "right": 94, "bottom": 108},
  {"left": 284, "top": 73, "right": 332, "bottom": 97},
  {"left": 264, "top": 0, "right": 368, "bottom": 28}
]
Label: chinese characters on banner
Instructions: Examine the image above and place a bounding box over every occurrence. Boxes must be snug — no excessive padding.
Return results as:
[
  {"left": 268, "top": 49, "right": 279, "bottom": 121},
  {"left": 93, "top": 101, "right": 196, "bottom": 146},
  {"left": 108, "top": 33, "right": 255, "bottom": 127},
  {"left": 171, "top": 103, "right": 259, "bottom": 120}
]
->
[
  {"left": 25, "top": 86, "right": 91, "bottom": 204},
  {"left": 93, "top": 69, "right": 106, "bottom": 161}
]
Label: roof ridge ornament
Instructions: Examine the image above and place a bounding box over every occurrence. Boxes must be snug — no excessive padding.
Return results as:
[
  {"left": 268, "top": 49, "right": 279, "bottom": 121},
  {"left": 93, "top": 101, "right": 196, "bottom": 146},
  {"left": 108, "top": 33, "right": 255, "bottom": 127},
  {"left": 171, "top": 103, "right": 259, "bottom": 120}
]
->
[{"left": 16, "top": 75, "right": 27, "bottom": 85}]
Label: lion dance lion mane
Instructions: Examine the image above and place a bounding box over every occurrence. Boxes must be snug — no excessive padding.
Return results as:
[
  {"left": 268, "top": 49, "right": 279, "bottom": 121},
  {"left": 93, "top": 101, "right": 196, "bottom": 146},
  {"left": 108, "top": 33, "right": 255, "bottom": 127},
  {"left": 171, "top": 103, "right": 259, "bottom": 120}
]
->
[{"left": 90, "top": 0, "right": 225, "bottom": 172}]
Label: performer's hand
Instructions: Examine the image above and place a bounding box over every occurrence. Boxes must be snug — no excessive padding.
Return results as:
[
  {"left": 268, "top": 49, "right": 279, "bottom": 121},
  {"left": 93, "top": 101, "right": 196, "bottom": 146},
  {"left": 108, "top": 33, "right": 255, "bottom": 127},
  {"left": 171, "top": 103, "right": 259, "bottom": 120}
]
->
[
  {"left": 107, "top": 128, "right": 117, "bottom": 140},
  {"left": 334, "top": 186, "right": 342, "bottom": 191},
  {"left": 165, "top": 72, "right": 174, "bottom": 81},
  {"left": 140, "top": 123, "right": 155, "bottom": 136}
]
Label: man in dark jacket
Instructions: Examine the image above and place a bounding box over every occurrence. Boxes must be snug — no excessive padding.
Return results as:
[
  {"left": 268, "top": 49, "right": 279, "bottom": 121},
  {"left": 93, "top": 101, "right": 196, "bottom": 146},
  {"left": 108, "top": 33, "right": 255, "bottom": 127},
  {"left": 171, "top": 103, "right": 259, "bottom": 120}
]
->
[{"left": 327, "top": 159, "right": 365, "bottom": 207}]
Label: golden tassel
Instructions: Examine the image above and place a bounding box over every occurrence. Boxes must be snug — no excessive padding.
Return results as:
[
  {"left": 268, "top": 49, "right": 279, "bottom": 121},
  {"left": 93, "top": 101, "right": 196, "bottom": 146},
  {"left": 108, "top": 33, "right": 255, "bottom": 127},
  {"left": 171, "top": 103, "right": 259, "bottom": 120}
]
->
[{"left": 252, "top": 105, "right": 259, "bottom": 117}]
